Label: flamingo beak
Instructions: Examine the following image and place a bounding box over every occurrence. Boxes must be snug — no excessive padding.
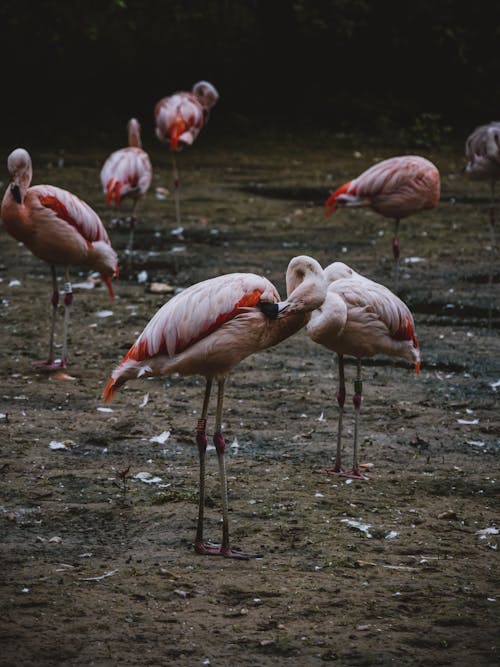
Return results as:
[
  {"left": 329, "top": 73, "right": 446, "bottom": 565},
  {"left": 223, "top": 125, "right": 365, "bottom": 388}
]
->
[
  {"left": 324, "top": 193, "right": 337, "bottom": 216},
  {"left": 258, "top": 301, "right": 279, "bottom": 319},
  {"left": 11, "top": 184, "right": 21, "bottom": 204},
  {"left": 260, "top": 301, "right": 291, "bottom": 319}
]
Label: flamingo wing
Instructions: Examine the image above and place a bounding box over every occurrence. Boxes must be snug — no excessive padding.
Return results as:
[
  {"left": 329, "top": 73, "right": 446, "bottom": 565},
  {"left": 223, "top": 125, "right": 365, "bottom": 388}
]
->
[
  {"left": 317, "top": 262, "right": 420, "bottom": 368},
  {"left": 33, "top": 184, "right": 111, "bottom": 244},
  {"left": 125, "top": 273, "right": 279, "bottom": 363},
  {"left": 335, "top": 277, "right": 419, "bottom": 348},
  {"left": 102, "top": 273, "right": 279, "bottom": 402}
]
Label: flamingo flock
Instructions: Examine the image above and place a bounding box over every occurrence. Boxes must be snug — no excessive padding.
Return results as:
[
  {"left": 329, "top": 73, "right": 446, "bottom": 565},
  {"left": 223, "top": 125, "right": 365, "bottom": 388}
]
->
[{"left": 2, "top": 78, "right": 493, "bottom": 558}]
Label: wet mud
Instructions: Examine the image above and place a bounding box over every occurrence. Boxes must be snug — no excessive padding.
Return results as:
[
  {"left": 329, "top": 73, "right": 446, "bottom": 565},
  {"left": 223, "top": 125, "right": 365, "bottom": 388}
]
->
[{"left": 0, "top": 134, "right": 499, "bottom": 666}]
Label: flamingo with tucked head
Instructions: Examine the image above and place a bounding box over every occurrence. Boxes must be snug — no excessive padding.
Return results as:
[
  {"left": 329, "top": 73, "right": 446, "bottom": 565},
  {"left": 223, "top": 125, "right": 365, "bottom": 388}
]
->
[
  {"left": 307, "top": 261, "right": 420, "bottom": 479},
  {"left": 100, "top": 118, "right": 152, "bottom": 256},
  {"left": 102, "top": 255, "right": 326, "bottom": 558},
  {"left": 325, "top": 155, "right": 440, "bottom": 291},
  {"left": 154, "top": 80, "right": 219, "bottom": 225}
]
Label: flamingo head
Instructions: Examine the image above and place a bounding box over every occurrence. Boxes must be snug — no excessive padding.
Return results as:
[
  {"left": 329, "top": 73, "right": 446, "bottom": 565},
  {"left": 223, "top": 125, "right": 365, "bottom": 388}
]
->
[
  {"left": 192, "top": 81, "right": 219, "bottom": 110},
  {"left": 324, "top": 181, "right": 351, "bottom": 217}
]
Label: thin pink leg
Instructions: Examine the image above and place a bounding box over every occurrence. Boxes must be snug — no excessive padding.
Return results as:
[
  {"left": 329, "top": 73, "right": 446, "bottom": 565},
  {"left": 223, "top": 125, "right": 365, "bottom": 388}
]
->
[
  {"left": 194, "top": 380, "right": 214, "bottom": 555},
  {"left": 33, "top": 266, "right": 66, "bottom": 370},
  {"left": 393, "top": 218, "right": 400, "bottom": 293},
  {"left": 318, "top": 353, "right": 346, "bottom": 476},
  {"left": 344, "top": 359, "right": 368, "bottom": 480},
  {"left": 195, "top": 379, "right": 260, "bottom": 559}
]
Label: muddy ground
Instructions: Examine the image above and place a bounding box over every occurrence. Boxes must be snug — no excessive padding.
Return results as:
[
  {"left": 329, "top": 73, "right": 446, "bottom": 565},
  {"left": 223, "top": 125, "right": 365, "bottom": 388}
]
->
[{"left": 0, "top": 132, "right": 499, "bottom": 666}]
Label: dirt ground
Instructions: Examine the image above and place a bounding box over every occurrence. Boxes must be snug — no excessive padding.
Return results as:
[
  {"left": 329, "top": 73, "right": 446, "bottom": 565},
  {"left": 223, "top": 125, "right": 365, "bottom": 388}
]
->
[{"left": 0, "top": 133, "right": 499, "bottom": 666}]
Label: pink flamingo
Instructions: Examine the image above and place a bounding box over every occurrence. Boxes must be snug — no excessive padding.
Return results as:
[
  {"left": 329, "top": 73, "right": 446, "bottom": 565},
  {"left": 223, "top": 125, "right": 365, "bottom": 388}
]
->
[
  {"left": 1, "top": 148, "right": 118, "bottom": 369},
  {"left": 465, "top": 120, "right": 500, "bottom": 248},
  {"left": 100, "top": 118, "right": 152, "bottom": 255},
  {"left": 102, "top": 255, "right": 326, "bottom": 558},
  {"left": 307, "top": 261, "right": 420, "bottom": 479},
  {"left": 325, "top": 155, "right": 440, "bottom": 290},
  {"left": 154, "top": 81, "right": 219, "bottom": 225}
]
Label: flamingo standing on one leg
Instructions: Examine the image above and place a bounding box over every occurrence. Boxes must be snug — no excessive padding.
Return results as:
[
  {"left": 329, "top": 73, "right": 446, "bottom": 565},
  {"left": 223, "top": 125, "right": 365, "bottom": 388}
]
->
[
  {"left": 154, "top": 80, "right": 219, "bottom": 226},
  {"left": 465, "top": 120, "right": 500, "bottom": 249},
  {"left": 306, "top": 261, "right": 420, "bottom": 479},
  {"left": 100, "top": 118, "right": 152, "bottom": 258},
  {"left": 102, "top": 255, "right": 326, "bottom": 558},
  {"left": 324, "top": 155, "right": 441, "bottom": 291},
  {"left": 1, "top": 148, "right": 118, "bottom": 369}
]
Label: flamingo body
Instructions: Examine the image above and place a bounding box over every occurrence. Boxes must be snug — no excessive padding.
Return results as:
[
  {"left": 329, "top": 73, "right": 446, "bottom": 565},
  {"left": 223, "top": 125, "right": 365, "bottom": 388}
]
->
[
  {"left": 308, "top": 262, "right": 420, "bottom": 366},
  {"left": 154, "top": 92, "right": 204, "bottom": 151},
  {"left": 103, "top": 255, "right": 327, "bottom": 557},
  {"left": 100, "top": 118, "right": 152, "bottom": 209},
  {"left": 325, "top": 155, "right": 440, "bottom": 219},
  {"left": 307, "top": 262, "right": 419, "bottom": 478}
]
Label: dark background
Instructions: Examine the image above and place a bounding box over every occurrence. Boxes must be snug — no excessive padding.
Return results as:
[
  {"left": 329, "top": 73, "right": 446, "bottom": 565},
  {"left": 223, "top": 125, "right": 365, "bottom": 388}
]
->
[{"left": 2, "top": 0, "right": 500, "bottom": 149}]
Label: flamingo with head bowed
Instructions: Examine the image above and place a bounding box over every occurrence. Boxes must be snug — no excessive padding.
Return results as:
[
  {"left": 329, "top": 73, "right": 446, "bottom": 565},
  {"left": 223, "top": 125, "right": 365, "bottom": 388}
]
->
[
  {"left": 100, "top": 118, "right": 152, "bottom": 256},
  {"left": 325, "top": 155, "right": 440, "bottom": 291},
  {"left": 1, "top": 148, "right": 118, "bottom": 369},
  {"left": 154, "top": 80, "right": 219, "bottom": 225},
  {"left": 102, "top": 255, "right": 326, "bottom": 558},
  {"left": 465, "top": 120, "right": 500, "bottom": 248},
  {"left": 306, "top": 261, "right": 420, "bottom": 479}
]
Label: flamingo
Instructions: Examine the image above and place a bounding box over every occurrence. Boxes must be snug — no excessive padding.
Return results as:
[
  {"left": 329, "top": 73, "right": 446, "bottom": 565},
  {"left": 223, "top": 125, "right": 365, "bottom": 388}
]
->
[
  {"left": 154, "top": 80, "right": 219, "bottom": 226},
  {"left": 324, "top": 155, "right": 441, "bottom": 291},
  {"left": 306, "top": 261, "right": 420, "bottom": 479},
  {"left": 100, "top": 118, "right": 153, "bottom": 257},
  {"left": 102, "top": 255, "right": 327, "bottom": 558},
  {"left": 1, "top": 148, "right": 118, "bottom": 369},
  {"left": 464, "top": 120, "right": 500, "bottom": 248}
]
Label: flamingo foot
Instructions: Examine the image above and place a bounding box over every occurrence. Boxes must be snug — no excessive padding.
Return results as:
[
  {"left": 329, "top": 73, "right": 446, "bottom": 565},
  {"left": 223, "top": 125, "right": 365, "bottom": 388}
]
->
[
  {"left": 194, "top": 542, "right": 261, "bottom": 559},
  {"left": 315, "top": 467, "right": 344, "bottom": 476},
  {"left": 342, "top": 468, "right": 369, "bottom": 480},
  {"left": 32, "top": 358, "right": 68, "bottom": 371}
]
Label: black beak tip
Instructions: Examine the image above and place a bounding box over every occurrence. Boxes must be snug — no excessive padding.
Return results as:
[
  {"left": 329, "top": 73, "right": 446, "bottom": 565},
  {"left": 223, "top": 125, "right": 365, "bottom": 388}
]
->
[
  {"left": 11, "top": 184, "right": 22, "bottom": 204},
  {"left": 258, "top": 301, "right": 279, "bottom": 319}
]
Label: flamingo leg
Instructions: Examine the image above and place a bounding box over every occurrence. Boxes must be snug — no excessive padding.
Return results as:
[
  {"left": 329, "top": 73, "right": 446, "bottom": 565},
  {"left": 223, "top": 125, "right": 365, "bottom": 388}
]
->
[
  {"left": 392, "top": 218, "right": 401, "bottom": 292},
  {"left": 60, "top": 267, "right": 72, "bottom": 368},
  {"left": 489, "top": 180, "right": 497, "bottom": 249},
  {"left": 194, "top": 378, "right": 213, "bottom": 555},
  {"left": 487, "top": 181, "right": 497, "bottom": 329},
  {"left": 346, "top": 359, "right": 368, "bottom": 480},
  {"left": 170, "top": 150, "right": 181, "bottom": 227},
  {"left": 334, "top": 354, "right": 346, "bottom": 472},
  {"left": 33, "top": 265, "right": 61, "bottom": 369},
  {"left": 48, "top": 265, "right": 59, "bottom": 364},
  {"left": 127, "top": 199, "right": 138, "bottom": 269},
  {"left": 317, "top": 353, "right": 346, "bottom": 476},
  {"left": 196, "top": 379, "right": 259, "bottom": 559}
]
